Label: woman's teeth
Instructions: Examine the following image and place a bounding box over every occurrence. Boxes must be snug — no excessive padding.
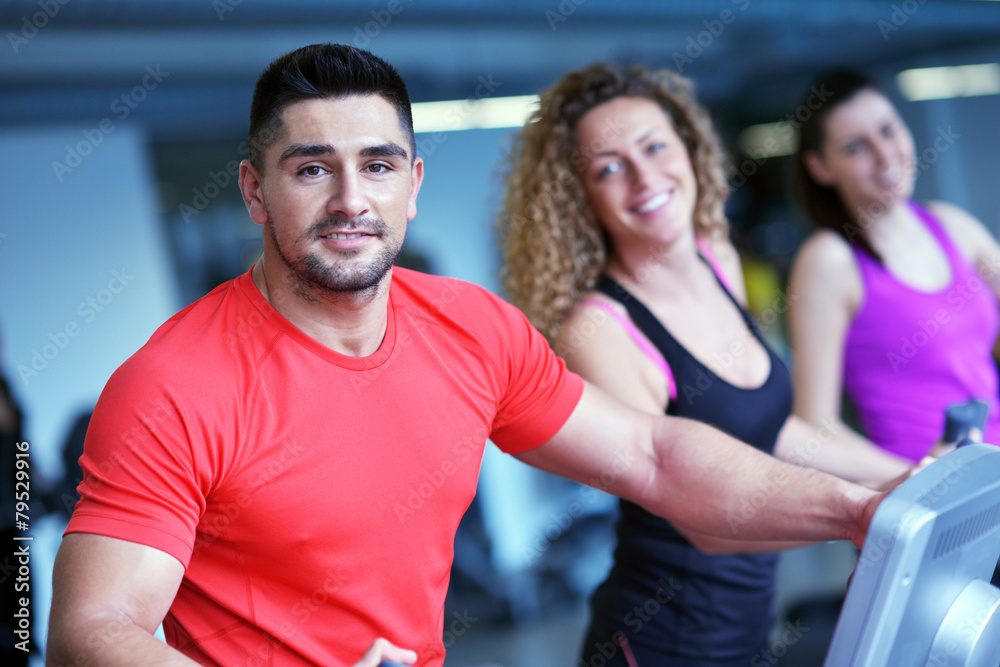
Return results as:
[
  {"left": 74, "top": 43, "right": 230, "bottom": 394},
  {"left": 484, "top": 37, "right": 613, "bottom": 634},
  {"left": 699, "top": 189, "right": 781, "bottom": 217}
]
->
[{"left": 637, "top": 192, "right": 670, "bottom": 213}]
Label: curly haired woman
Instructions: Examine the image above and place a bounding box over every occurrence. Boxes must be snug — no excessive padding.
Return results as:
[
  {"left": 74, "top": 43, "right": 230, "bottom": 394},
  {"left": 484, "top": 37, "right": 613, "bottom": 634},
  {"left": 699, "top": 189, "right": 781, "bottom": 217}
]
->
[{"left": 499, "top": 63, "right": 911, "bottom": 666}]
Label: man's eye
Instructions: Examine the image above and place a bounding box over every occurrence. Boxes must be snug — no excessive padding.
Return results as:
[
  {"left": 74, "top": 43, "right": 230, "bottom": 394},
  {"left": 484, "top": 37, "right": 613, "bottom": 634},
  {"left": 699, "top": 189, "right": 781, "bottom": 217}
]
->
[{"left": 301, "top": 165, "right": 325, "bottom": 176}]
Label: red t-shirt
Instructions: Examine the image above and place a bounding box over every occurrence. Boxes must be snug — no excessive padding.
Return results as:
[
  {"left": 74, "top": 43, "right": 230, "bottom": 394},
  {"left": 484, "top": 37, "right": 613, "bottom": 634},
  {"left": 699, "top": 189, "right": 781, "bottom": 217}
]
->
[{"left": 67, "top": 267, "right": 583, "bottom": 666}]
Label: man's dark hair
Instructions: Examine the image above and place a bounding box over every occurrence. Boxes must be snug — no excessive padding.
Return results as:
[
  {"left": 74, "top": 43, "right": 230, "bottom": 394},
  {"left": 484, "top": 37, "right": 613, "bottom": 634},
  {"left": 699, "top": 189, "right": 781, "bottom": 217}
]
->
[
  {"left": 792, "top": 68, "right": 886, "bottom": 262},
  {"left": 248, "top": 43, "right": 415, "bottom": 171}
]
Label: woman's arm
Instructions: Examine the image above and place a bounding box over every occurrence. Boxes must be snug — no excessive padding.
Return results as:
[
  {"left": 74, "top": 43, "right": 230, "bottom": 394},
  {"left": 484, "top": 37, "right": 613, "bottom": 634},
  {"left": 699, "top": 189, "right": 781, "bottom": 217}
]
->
[
  {"left": 773, "top": 414, "right": 910, "bottom": 487},
  {"left": 787, "top": 231, "right": 861, "bottom": 430},
  {"left": 785, "top": 231, "right": 916, "bottom": 484}
]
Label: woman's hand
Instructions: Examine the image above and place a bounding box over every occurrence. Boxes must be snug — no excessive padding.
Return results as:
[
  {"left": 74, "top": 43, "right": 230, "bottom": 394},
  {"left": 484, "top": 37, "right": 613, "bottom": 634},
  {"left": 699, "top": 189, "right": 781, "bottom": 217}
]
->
[{"left": 870, "top": 455, "right": 937, "bottom": 493}]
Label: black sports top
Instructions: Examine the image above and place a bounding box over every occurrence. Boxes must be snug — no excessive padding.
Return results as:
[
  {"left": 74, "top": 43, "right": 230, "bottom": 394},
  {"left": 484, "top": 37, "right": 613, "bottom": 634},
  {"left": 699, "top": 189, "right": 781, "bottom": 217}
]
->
[{"left": 580, "top": 261, "right": 793, "bottom": 664}]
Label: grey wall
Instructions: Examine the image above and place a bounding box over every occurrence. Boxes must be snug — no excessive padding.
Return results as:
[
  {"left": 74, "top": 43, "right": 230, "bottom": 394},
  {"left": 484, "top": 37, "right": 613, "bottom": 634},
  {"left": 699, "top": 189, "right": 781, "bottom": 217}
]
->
[{"left": 0, "top": 124, "right": 181, "bottom": 478}]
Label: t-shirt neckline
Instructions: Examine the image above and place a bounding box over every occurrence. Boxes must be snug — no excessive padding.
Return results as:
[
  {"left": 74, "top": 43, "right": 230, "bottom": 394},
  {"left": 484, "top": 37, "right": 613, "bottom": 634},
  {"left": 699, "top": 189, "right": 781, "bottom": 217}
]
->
[{"left": 234, "top": 268, "right": 397, "bottom": 371}]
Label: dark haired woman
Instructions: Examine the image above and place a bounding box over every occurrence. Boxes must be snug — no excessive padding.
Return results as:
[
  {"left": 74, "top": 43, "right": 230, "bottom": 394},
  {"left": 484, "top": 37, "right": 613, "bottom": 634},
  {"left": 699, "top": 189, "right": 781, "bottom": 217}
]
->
[{"left": 788, "top": 69, "right": 1000, "bottom": 464}]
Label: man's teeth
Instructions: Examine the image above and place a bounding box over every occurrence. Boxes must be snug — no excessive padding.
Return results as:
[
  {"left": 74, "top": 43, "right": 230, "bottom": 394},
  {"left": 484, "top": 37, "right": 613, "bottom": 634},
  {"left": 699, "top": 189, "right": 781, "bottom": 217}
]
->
[
  {"left": 326, "top": 232, "right": 364, "bottom": 240},
  {"left": 637, "top": 193, "right": 670, "bottom": 213}
]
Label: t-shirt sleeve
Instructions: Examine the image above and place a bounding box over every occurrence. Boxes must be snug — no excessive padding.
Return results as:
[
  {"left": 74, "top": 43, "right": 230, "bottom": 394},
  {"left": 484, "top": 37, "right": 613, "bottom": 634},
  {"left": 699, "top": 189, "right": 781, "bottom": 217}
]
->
[
  {"left": 65, "top": 355, "right": 214, "bottom": 568},
  {"left": 488, "top": 299, "right": 584, "bottom": 454}
]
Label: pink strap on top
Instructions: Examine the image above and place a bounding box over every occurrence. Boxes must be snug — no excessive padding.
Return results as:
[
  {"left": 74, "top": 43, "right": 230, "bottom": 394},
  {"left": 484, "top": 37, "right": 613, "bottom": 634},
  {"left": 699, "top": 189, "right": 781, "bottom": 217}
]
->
[
  {"left": 696, "top": 237, "right": 733, "bottom": 293},
  {"left": 573, "top": 240, "right": 731, "bottom": 404},
  {"left": 577, "top": 299, "right": 678, "bottom": 401}
]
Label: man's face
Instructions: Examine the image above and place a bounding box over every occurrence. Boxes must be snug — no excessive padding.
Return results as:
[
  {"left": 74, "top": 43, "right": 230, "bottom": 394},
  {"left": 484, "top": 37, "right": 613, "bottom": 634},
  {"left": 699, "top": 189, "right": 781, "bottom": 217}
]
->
[{"left": 242, "top": 95, "right": 423, "bottom": 295}]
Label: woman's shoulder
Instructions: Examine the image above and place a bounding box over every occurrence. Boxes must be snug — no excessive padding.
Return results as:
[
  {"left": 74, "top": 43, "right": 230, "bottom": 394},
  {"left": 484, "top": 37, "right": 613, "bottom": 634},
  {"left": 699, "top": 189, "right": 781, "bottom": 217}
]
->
[
  {"left": 794, "top": 229, "right": 858, "bottom": 273},
  {"left": 800, "top": 226, "right": 851, "bottom": 250},
  {"left": 556, "top": 290, "right": 636, "bottom": 355},
  {"left": 559, "top": 290, "right": 625, "bottom": 333},
  {"left": 789, "top": 229, "right": 863, "bottom": 307},
  {"left": 924, "top": 200, "right": 995, "bottom": 259},
  {"left": 555, "top": 290, "right": 671, "bottom": 413},
  {"left": 699, "top": 234, "right": 741, "bottom": 273}
]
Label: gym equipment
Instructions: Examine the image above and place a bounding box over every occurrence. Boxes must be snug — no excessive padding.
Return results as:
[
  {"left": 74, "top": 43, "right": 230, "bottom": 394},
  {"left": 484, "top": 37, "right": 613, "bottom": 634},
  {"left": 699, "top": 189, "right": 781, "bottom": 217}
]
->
[
  {"left": 824, "top": 442, "right": 1000, "bottom": 666},
  {"left": 945, "top": 399, "right": 990, "bottom": 448}
]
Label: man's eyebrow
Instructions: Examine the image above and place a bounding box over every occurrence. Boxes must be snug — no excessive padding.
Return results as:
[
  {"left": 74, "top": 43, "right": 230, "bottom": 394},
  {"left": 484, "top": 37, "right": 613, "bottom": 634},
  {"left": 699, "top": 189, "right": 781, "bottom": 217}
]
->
[
  {"left": 361, "top": 142, "right": 408, "bottom": 161},
  {"left": 276, "top": 142, "right": 409, "bottom": 167},
  {"left": 277, "top": 143, "right": 334, "bottom": 166}
]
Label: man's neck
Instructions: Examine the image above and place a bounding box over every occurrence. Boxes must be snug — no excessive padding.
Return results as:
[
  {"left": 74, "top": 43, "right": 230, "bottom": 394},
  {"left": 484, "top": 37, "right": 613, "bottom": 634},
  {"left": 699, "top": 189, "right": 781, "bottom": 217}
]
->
[{"left": 251, "top": 260, "right": 391, "bottom": 357}]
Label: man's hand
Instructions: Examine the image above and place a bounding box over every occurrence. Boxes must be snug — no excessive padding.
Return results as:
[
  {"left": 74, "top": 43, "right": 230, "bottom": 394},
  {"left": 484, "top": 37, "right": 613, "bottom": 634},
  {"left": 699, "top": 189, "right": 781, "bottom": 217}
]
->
[
  {"left": 352, "top": 637, "right": 417, "bottom": 667},
  {"left": 853, "top": 488, "right": 889, "bottom": 550},
  {"left": 857, "top": 453, "right": 949, "bottom": 547}
]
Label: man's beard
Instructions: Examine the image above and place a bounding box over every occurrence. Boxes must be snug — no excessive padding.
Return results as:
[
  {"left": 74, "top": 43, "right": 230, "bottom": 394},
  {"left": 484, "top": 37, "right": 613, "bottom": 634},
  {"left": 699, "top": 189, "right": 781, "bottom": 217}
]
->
[{"left": 268, "top": 213, "right": 403, "bottom": 297}]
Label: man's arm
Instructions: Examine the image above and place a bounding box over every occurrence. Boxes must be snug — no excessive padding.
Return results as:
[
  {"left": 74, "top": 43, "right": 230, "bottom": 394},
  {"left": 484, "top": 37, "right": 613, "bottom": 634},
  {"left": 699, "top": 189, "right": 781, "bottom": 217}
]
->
[
  {"left": 515, "top": 382, "right": 881, "bottom": 548},
  {"left": 47, "top": 533, "right": 192, "bottom": 666},
  {"left": 48, "top": 534, "right": 419, "bottom": 666}
]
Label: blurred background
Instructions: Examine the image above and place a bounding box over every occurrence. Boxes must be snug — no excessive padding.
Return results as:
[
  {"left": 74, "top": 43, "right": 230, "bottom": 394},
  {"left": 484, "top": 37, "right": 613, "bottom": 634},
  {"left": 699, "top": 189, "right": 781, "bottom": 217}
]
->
[{"left": 1, "top": 0, "right": 999, "bottom": 664}]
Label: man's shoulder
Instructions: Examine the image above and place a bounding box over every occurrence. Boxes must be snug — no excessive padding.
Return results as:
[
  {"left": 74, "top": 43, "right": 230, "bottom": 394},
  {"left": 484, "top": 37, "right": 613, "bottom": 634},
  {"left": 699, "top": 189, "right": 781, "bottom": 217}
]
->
[
  {"left": 391, "top": 266, "right": 492, "bottom": 296},
  {"left": 391, "top": 267, "right": 514, "bottom": 316},
  {"left": 390, "top": 268, "right": 547, "bottom": 366},
  {"left": 119, "top": 273, "right": 268, "bottom": 382}
]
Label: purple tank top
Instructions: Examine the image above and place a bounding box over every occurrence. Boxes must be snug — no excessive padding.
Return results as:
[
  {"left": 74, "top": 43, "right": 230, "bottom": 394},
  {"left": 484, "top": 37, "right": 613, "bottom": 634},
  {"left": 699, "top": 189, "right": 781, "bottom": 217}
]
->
[{"left": 843, "top": 201, "right": 1000, "bottom": 462}]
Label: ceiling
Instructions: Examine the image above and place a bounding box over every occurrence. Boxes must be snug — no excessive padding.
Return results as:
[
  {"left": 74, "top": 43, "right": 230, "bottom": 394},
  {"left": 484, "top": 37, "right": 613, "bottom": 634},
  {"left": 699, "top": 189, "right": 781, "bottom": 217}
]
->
[{"left": 3, "top": 0, "right": 1000, "bottom": 145}]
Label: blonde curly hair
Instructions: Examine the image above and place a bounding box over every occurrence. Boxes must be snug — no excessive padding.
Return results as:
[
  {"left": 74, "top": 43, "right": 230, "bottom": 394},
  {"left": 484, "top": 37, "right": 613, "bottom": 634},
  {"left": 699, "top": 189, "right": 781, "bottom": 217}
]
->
[{"left": 498, "top": 63, "right": 732, "bottom": 344}]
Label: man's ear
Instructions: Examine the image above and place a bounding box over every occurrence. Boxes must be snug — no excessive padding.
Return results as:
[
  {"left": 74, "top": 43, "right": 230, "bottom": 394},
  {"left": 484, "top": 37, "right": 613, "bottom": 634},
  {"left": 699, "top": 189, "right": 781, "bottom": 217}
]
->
[
  {"left": 406, "top": 156, "right": 424, "bottom": 222},
  {"left": 803, "top": 150, "right": 835, "bottom": 187},
  {"left": 239, "top": 160, "right": 268, "bottom": 225}
]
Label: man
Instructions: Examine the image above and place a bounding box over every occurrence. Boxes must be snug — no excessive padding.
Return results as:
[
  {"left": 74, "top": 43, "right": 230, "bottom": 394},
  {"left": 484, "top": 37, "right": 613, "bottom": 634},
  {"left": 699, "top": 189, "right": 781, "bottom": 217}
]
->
[{"left": 47, "top": 44, "right": 880, "bottom": 667}]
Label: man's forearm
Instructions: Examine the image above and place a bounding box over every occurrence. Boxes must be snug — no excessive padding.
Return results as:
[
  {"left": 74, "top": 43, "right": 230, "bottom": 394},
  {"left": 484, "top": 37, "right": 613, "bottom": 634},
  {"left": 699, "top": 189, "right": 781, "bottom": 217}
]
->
[
  {"left": 47, "top": 618, "right": 197, "bottom": 667},
  {"left": 633, "top": 415, "right": 879, "bottom": 548},
  {"left": 48, "top": 534, "right": 190, "bottom": 667}
]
